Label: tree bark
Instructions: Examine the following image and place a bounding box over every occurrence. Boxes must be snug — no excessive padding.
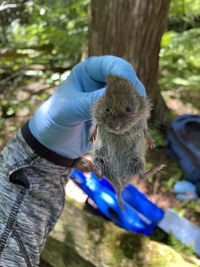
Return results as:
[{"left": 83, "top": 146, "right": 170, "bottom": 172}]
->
[{"left": 89, "top": 0, "right": 170, "bottom": 125}]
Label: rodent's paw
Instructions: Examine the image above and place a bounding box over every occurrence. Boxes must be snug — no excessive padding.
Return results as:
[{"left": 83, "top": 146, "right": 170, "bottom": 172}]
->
[
  {"left": 89, "top": 128, "right": 97, "bottom": 143},
  {"left": 145, "top": 134, "right": 155, "bottom": 149},
  {"left": 88, "top": 135, "right": 95, "bottom": 143},
  {"left": 74, "top": 157, "right": 95, "bottom": 172},
  {"left": 143, "top": 164, "right": 166, "bottom": 179},
  {"left": 149, "top": 139, "right": 155, "bottom": 149},
  {"left": 89, "top": 125, "right": 98, "bottom": 143},
  {"left": 75, "top": 157, "right": 102, "bottom": 178}
]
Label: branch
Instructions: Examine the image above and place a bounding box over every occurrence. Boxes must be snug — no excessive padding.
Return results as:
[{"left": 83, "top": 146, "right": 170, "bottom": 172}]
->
[{"left": 0, "top": 3, "right": 17, "bottom": 11}]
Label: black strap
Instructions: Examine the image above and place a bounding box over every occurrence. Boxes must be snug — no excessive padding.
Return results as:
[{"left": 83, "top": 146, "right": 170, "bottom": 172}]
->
[{"left": 21, "top": 122, "right": 79, "bottom": 167}]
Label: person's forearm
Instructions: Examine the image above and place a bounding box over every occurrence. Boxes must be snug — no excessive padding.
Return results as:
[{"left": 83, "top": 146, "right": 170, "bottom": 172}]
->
[{"left": 0, "top": 128, "right": 70, "bottom": 266}]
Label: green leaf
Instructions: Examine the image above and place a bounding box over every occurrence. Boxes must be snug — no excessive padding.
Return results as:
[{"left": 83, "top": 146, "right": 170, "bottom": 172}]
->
[{"left": 161, "top": 31, "right": 177, "bottom": 48}]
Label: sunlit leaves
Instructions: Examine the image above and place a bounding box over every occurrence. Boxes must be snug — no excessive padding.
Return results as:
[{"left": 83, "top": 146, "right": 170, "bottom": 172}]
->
[
  {"left": 1, "top": 0, "right": 89, "bottom": 71},
  {"left": 159, "top": 28, "right": 200, "bottom": 92},
  {"left": 169, "top": 0, "right": 200, "bottom": 17}
]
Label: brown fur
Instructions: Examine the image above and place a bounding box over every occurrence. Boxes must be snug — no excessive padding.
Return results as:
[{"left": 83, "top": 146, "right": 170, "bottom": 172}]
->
[{"left": 90, "top": 76, "right": 154, "bottom": 209}]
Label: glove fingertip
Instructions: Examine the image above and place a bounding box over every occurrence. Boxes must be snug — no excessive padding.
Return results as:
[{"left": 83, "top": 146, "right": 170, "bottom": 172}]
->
[{"left": 134, "top": 77, "right": 147, "bottom": 97}]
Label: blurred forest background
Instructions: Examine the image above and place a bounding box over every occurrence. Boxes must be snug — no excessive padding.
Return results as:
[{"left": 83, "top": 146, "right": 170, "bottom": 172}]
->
[
  {"left": 0, "top": 0, "right": 200, "bottom": 262},
  {"left": 0, "top": 0, "right": 199, "bottom": 141}
]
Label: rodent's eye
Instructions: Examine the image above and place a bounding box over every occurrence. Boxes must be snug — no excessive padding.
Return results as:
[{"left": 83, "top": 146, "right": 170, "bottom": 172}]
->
[
  {"left": 106, "top": 107, "right": 110, "bottom": 112},
  {"left": 125, "top": 106, "right": 131, "bottom": 112}
]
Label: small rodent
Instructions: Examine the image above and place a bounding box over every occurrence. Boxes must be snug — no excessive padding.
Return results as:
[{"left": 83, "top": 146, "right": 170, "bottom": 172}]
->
[{"left": 90, "top": 75, "right": 154, "bottom": 208}]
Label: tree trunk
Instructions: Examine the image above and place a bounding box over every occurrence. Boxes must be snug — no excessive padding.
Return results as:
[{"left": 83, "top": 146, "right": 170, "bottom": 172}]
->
[{"left": 89, "top": 0, "right": 170, "bottom": 126}]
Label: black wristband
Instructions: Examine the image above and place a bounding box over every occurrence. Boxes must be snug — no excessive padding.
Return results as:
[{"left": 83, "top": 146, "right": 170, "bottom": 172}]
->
[{"left": 21, "top": 121, "right": 79, "bottom": 168}]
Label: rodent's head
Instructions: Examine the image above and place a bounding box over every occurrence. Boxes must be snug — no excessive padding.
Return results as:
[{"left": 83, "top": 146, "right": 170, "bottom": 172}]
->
[{"left": 93, "top": 76, "right": 151, "bottom": 134}]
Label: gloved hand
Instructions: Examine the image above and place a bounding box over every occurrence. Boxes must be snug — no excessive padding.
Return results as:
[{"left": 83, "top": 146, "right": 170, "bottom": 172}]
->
[
  {"left": 29, "top": 55, "right": 146, "bottom": 159},
  {"left": 174, "top": 180, "right": 198, "bottom": 201}
]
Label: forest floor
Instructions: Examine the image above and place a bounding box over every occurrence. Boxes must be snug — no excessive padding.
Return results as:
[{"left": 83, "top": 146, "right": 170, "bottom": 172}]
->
[{"left": 0, "top": 74, "right": 200, "bottom": 257}]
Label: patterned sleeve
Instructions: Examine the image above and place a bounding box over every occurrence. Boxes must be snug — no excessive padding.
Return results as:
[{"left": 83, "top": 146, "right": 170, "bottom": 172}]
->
[{"left": 0, "top": 128, "right": 71, "bottom": 267}]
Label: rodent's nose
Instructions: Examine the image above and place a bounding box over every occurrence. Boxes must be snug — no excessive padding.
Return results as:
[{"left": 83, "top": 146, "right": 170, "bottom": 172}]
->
[
  {"left": 115, "top": 125, "right": 121, "bottom": 130},
  {"left": 112, "top": 120, "right": 122, "bottom": 130}
]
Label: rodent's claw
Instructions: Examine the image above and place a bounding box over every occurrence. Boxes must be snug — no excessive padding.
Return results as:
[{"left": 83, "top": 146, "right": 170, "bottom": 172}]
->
[
  {"left": 88, "top": 135, "right": 96, "bottom": 143},
  {"left": 149, "top": 140, "right": 156, "bottom": 149},
  {"left": 74, "top": 157, "right": 103, "bottom": 178},
  {"left": 145, "top": 135, "right": 155, "bottom": 149},
  {"left": 89, "top": 127, "right": 97, "bottom": 143},
  {"left": 74, "top": 158, "right": 95, "bottom": 173}
]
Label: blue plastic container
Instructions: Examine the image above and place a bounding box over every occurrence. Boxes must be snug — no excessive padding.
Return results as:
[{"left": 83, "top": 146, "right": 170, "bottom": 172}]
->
[{"left": 70, "top": 170, "right": 164, "bottom": 235}]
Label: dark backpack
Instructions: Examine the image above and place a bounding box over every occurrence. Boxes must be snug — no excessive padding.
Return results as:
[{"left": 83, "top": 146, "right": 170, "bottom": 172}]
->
[{"left": 167, "top": 115, "right": 200, "bottom": 195}]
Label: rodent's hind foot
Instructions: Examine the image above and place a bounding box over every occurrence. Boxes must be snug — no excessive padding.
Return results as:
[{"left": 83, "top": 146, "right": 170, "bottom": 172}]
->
[{"left": 142, "top": 164, "right": 166, "bottom": 179}]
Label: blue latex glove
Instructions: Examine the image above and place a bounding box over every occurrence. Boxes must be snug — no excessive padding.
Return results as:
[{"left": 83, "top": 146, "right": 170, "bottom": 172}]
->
[
  {"left": 29, "top": 55, "right": 146, "bottom": 159},
  {"left": 174, "top": 180, "right": 198, "bottom": 201}
]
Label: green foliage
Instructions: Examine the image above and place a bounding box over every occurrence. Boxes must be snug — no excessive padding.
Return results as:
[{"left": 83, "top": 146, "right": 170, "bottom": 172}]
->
[
  {"left": 1, "top": 0, "right": 89, "bottom": 73},
  {"left": 22, "top": 0, "right": 88, "bottom": 62},
  {"left": 168, "top": 0, "right": 200, "bottom": 31},
  {"left": 168, "top": 233, "right": 194, "bottom": 256},
  {"left": 161, "top": 0, "right": 200, "bottom": 113},
  {"left": 162, "top": 176, "right": 177, "bottom": 193},
  {"left": 0, "top": 0, "right": 29, "bottom": 28},
  {"left": 160, "top": 28, "right": 200, "bottom": 88},
  {"left": 151, "top": 230, "right": 195, "bottom": 257},
  {"left": 169, "top": 0, "right": 200, "bottom": 17},
  {"left": 159, "top": 28, "right": 200, "bottom": 111},
  {"left": 149, "top": 129, "right": 167, "bottom": 147}
]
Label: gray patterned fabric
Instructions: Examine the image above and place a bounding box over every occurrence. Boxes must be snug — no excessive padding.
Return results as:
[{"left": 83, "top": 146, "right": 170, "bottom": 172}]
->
[{"left": 0, "top": 130, "right": 70, "bottom": 266}]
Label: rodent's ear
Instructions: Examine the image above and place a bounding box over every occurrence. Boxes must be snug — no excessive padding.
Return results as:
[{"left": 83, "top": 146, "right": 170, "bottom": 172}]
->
[{"left": 106, "top": 75, "right": 125, "bottom": 86}]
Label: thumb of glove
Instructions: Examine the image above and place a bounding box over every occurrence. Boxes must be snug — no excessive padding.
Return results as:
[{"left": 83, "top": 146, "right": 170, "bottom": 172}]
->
[{"left": 68, "top": 88, "right": 106, "bottom": 122}]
